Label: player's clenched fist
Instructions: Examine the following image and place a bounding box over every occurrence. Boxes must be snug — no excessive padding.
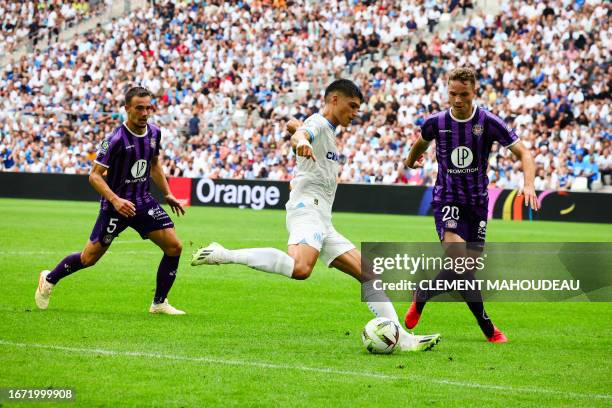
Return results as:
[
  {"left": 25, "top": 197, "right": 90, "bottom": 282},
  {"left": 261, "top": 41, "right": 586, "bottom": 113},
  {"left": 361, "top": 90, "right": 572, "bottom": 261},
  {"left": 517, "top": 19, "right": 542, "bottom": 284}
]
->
[
  {"left": 286, "top": 118, "right": 302, "bottom": 135},
  {"left": 296, "top": 139, "right": 316, "bottom": 161}
]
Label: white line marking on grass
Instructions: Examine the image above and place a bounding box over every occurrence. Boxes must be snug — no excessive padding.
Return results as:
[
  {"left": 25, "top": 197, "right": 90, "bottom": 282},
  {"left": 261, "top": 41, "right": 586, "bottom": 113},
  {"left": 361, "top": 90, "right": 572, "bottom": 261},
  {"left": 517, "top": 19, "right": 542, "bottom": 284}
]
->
[{"left": 0, "top": 340, "right": 608, "bottom": 400}]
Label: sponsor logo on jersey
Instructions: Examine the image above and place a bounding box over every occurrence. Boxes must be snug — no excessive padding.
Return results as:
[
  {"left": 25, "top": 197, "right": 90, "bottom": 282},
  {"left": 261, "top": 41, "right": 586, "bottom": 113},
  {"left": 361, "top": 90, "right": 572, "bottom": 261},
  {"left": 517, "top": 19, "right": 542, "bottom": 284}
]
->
[
  {"left": 449, "top": 146, "right": 478, "bottom": 174},
  {"left": 131, "top": 159, "right": 148, "bottom": 178},
  {"left": 124, "top": 177, "right": 147, "bottom": 184},
  {"left": 451, "top": 146, "right": 473, "bottom": 168},
  {"left": 326, "top": 151, "right": 339, "bottom": 161}
]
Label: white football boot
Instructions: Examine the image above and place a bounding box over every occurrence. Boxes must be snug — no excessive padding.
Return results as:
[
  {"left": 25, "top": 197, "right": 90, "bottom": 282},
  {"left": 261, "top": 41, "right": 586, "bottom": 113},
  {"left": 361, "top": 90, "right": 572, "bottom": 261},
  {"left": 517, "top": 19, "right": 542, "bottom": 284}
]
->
[
  {"left": 149, "top": 299, "right": 186, "bottom": 315},
  {"left": 190, "top": 242, "right": 232, "bottom": 266},
  {"left": 35, "top": 270, "right": 55, "bottom": 310},
  {"left": 400, "top": 333, "right": 441, "bottom": 352}
]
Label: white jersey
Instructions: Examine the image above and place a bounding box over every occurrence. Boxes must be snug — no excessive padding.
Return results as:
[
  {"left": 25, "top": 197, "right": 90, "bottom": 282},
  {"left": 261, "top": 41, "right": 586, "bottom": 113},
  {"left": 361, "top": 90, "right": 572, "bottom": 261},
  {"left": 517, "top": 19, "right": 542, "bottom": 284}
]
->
[{"left": 288, "top": 113, "right": 339, "bottom": 212}]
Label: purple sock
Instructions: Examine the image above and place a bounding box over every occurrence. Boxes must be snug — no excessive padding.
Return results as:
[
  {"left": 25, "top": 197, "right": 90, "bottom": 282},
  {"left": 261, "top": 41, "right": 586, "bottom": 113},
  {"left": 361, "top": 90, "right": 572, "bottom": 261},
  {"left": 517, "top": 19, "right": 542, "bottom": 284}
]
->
[
  {"left": 47, "top": 252, "right": 85, "bottom": 284},
  {"left": 153, "top": 255, "right": 180, "bottom": 304}
]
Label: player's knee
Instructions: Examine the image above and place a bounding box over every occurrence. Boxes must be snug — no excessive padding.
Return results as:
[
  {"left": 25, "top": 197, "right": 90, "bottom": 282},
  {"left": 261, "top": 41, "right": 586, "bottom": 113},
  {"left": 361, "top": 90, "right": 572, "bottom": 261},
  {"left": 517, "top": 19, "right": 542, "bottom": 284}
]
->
[
  {"left": 81, "top": 252, "right": 99, "bottom": 267},
  {"left": 291, "top": 262, "right": 313, "bottom": 280},
  {"left": 165, "top": 240, "right": 182, "bottom": 257}
]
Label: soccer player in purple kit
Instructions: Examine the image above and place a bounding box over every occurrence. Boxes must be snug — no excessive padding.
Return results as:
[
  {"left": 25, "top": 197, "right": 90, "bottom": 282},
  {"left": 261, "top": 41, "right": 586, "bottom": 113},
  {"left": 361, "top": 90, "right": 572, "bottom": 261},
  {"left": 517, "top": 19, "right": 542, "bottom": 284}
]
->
[
  {"left": 403, "top": 68, "right": 540, "bottom": 342},
  {"left": 35, "top": 87, "right": 187, "bottom": 315}
]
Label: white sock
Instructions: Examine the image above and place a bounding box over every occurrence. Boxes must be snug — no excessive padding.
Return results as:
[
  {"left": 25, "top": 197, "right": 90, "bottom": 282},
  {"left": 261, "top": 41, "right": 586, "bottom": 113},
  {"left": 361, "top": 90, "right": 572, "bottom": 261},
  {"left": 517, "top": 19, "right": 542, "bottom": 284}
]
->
[
  {"left": 228, "top": 248, "right": 294, "bottom": 278},
  {"left": 363, "top": 279, "right": 415, "bottom": 349}
]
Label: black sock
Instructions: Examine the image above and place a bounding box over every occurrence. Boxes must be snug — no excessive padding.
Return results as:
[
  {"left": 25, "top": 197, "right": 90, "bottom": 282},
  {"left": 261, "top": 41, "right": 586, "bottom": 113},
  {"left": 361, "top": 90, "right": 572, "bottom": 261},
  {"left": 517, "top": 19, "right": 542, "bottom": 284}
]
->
[
  {"left": 458, "top": 272, "right": 495, "bottom": 337},
  {"left": 47, "top": 252, "right": 85, "bottom": 284},
  {"left": 153, "top": 255, "right": 179, "bottom": 304},
  {"left": 415, "top": 269, "right": 457, "bottom": 313}
]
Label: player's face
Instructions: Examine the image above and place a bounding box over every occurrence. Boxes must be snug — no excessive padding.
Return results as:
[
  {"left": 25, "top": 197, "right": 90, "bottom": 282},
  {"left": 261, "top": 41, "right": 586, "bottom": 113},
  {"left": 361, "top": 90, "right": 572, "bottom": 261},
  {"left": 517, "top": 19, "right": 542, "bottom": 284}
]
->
[
  {"left": 448, "top": 80, "right": 476, "bottom": 118},
  {"left": 333, "top": 94, "right": 361, "bottom": 127},
  {"left": 126, "top": 96, "right": 154, "bottom": 129}
]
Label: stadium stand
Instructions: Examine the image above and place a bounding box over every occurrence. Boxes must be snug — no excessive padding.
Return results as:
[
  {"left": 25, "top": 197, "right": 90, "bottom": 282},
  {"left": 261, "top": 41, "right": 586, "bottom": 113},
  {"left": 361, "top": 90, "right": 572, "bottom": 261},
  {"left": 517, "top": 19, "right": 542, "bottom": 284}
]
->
[
  {"left": 0, "top": 1, "right": 109, "bottom": 55},
  {"left": 0, "top": 0, "right": 610, "bottom": 191}
]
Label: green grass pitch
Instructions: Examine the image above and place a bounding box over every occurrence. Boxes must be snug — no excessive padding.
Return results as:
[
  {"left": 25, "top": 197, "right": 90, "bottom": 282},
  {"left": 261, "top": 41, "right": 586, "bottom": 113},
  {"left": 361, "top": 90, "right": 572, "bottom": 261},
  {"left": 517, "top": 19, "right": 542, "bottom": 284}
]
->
[{"left": 0, "top": 198, "right": 610, "bottom": 407}]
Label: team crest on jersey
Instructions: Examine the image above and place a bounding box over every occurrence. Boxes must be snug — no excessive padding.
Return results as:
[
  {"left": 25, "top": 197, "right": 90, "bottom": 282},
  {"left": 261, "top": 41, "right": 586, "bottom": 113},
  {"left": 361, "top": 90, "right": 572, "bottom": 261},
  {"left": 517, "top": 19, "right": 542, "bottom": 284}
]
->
[
  {"left": 473, "top": 124, "right": 483, "bottom": 136},
  {"left": 150, "top": 139, "right": 157, "bottom": 149},
  {"left": 99, "top": 140, "right": 109, "bottom": 155},
  {"left": 102, "top": 234, "right": 114, "bottom": 245}
]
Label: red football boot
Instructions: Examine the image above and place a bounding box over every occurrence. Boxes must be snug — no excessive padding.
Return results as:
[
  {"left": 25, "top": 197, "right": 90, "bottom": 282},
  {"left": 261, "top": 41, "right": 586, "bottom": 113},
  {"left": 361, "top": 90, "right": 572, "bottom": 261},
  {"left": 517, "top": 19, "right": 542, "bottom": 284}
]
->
[
  {"left": 487, "top": 326, "right": 508, "bottom": 343},
  {"left": 404, "top": 299, "right": 421, "bottom": 329}
]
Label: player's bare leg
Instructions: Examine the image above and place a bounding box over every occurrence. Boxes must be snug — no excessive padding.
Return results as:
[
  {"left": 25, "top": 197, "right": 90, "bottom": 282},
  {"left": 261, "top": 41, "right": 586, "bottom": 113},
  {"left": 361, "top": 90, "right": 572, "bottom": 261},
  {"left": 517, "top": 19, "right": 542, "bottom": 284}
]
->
[
  {"left": 287, "top": 244, "right": 319, "bottom": 279},
  {"left": 147, "top": 228, "right": 185, "bottom": 315},
  {"left": 35, "top": 241, "right": 109, "bottom": 309},
  {"left": 331, "top": 249, "right": 441, "bottom": 351}
]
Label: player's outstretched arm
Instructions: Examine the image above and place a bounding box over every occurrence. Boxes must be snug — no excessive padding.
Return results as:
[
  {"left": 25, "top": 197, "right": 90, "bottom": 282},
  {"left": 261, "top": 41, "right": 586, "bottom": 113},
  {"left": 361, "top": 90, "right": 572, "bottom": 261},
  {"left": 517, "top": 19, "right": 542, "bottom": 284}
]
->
[
  {"left": 150, "top": 156, "right": 185, "bottom": 216},
  {"left": 89, "top": 163, "right": 136, "bottom": 217},
  {"left": 509, "top": 142, "right": 539, "bottom": 211},
  {"left": 404, "top": 136, "right": 430, "bottom": 169}
]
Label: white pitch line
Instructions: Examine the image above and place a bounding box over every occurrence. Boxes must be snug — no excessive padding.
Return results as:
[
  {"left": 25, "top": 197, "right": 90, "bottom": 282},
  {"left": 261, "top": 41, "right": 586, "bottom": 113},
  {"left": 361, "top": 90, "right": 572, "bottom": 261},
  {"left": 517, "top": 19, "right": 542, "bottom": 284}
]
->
[{"left": 0, "top": 340, "right": 608, "bottom": 401}]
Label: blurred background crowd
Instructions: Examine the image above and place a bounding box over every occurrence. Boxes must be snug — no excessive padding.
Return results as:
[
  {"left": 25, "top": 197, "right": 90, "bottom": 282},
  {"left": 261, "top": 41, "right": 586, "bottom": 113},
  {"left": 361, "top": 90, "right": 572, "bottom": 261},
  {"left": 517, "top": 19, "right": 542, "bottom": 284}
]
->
[{"left": 0, "top": 0, "right": 609, "bottom": 191}]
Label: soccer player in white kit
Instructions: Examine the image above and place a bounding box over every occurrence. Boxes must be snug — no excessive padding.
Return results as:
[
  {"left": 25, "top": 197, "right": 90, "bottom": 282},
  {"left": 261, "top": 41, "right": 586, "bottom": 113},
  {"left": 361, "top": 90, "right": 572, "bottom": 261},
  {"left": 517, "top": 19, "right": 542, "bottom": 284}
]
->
[{"left": 192, "top": 79, "right": 440, "bottom": 351}]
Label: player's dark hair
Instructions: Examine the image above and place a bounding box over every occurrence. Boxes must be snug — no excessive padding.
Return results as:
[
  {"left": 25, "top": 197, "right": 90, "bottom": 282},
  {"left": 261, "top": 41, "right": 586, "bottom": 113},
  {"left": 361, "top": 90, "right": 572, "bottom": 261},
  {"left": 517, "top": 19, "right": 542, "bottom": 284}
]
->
[
  {"left": 448, "top": 67, "right": 477, "bottom": 87},
  {"left": 324, "top": 79, "right": 364, "bottom": 103},
  {"left": 124, "top": 86, "right": 153, "bottom": 105}
]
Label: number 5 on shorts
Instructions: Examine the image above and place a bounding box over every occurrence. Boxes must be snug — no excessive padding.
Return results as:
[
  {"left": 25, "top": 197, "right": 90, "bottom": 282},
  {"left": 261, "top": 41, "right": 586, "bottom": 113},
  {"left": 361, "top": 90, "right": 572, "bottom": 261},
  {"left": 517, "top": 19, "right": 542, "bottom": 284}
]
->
[{"left": 107, "top": 218, "right": 119, "bottom": 234}]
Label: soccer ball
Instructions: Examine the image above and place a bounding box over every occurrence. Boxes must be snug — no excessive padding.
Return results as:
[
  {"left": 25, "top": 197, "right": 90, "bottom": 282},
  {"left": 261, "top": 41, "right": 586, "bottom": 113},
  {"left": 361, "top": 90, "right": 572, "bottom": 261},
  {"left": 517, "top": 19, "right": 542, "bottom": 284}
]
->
[{"left": 361, "top": 317, "right": 400, "bottom": 354}]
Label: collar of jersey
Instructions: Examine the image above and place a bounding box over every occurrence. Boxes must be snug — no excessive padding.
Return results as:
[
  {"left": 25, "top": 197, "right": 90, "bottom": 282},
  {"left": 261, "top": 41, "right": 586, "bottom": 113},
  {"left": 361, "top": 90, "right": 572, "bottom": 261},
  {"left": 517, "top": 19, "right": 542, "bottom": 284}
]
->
[
  {"left": 449, "top": 105, "right": 478, "bottom": 123},
  {"left": 123, "top": 122, "right": 148, "bottom": 137},
  {"left": 317, "top": 113, "right": 337, "bottom": 131}
]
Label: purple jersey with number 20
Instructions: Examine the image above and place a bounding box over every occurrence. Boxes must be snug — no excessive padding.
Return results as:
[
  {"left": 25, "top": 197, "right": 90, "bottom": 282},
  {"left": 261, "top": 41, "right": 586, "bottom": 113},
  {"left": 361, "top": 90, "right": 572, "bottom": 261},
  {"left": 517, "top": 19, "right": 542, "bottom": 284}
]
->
[{"left": 421, "top": 106, "right": 519, "bottom": 206}]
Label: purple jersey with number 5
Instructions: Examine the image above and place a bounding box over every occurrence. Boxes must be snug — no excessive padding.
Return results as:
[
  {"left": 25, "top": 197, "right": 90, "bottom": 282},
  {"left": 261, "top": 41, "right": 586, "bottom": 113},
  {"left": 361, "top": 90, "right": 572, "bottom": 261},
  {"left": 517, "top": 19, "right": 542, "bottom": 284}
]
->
[
  {"left": 94, "top": 123, "right": 162, "bottom": 210},
  {"left": 421, "top": 106, "right": 519, "bottom": 206}
]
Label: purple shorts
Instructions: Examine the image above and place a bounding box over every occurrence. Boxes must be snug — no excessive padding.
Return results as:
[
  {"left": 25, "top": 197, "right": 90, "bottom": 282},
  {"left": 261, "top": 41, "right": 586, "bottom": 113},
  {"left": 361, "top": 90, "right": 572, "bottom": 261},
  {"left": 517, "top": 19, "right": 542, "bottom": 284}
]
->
[
  {"left": 432, "top": 202, "right": 488, "bottom": 249},
  {"left": 89, "top": 201, "right": 174, "bottom": 247}
]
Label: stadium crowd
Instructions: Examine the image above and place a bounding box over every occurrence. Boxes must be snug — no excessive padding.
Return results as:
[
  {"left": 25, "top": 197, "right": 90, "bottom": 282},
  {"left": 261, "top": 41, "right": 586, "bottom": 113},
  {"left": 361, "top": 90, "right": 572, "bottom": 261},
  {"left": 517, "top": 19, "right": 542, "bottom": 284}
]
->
[
  {"left": 0, "top": 0, "right": 609, "bottom": 191},
  {"left": 0, "top": 1, "right": 108, "bottom": 54}
]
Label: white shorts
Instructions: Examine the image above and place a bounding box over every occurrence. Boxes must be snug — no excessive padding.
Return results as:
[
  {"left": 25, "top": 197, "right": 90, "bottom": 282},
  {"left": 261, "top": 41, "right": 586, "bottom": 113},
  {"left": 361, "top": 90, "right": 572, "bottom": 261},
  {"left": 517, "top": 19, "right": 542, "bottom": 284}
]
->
[{"left": 286, "top": 199, "right": 355, "bottom": 266}]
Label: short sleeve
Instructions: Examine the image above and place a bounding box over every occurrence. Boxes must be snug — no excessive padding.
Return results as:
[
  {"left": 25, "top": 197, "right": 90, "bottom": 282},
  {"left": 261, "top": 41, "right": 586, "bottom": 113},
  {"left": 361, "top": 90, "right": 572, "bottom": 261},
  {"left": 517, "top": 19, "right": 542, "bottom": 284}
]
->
[
  {"left": 489, "top": 115, "right": 519, "bottom": 148},
  {"left": 94, "top": 135, "right": 121, "bottom": 168},
  {"left": 297, "top": 116, "right": 321, "bottom": 143},
  {"left": 421, "top": 115, "right": 437, "bottom": 142}
]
